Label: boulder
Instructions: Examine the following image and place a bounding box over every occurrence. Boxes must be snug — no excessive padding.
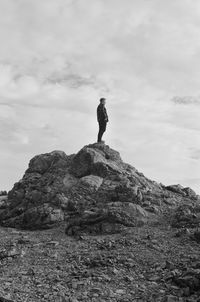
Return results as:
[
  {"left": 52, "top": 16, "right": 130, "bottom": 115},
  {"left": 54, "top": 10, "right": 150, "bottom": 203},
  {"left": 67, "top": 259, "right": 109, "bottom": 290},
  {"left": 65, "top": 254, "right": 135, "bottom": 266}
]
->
[
  {"left": 183, "top": 187, "right": 198, "bottom": 199},
  {"left": 65, "top": 202, "right": 148, "bottom": 235},
  {"left": 70, "top": 144, "right": 123, "bottom": 178},
  {"left": 171, "top": 205, "right": 200, "bottom": 228},
  {"left": 0, "top": 150, "right": 71, "bottom": 229},
  {"left": 0, "top": 191, "right": 7, "bottom": 196},
  {"left": 63, "top": 173, "right": 78, "bottom": 189},
  {"left": 172, "top": 269, "right": 200, "bottom": 294},
  {"left": 0, "top": 195, "right": 8, "bottom": 210},
  {"left": 165, "top": 184, "right": 198, "bottom": 199},
  {"left": 114, "top": 182, "right": 142, "bottom": 203},
  {"left": 1, "top": 204, "right": 64, "bottom": 229},
  {"left": 194, "top": 229, "right": 200, "bottom": 243},
  {"left": 26, "top": 150, "right": 69, "bottom": 174},
  {"left": 79, "top": 175, "right": 103, "bottom": 191}
]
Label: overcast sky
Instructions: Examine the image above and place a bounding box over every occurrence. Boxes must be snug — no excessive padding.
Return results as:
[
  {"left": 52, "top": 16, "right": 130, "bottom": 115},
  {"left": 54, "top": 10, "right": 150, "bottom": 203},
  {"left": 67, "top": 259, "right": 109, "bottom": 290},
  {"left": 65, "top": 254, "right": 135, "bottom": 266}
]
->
[{"left": 0, "top": 0, "right": 200, "bottom": 193}]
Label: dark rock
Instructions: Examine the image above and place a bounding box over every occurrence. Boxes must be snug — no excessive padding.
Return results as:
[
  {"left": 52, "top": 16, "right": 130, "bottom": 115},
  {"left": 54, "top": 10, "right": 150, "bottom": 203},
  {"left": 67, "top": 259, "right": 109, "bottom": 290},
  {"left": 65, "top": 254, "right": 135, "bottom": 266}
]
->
[
  {"left": 0, "top": 143, "right": 198, "bottom": 232},
  {"left": 175, "top": 275, "right": 199, "bottom": 289},
  {"left": 144, "top": 205, "right": 160, "bottom": 214},
  {"left": 165, "top": 185, "right": 199, "bottom": 200},
  {"left": 171, "top": 205, "right": 200, "bottom": 228},
  {"left": 172, "top": 268, "right": 200, "bottom": 294},
  {"left": 183, "top": 187, "right": 198, "bottom": 199},
  {"left": 26, "top": 150, "right": 69, "bottom": 174},
  {"left": 194, "top": 229, "right": 200, "bottom": 242},
  {"left": 165, "top": 295, "right": 179, "bottom": 302},
  {"left": 70, "top": 144, "right": 123, "bottom": 178},
  {"left": 0, "top": 245, "right": 20, "bottom": 260},
  {"left": 174, "top": 228, "right": 190, "bottom": 237},
  {"left": 1, "top": 204, "right": 64, "bottom": 229},
  {"left": 79, "top": 175, "right": 103, "bottom": 191},
  {"left": 114, "top": 182, "right": 142, "bottom": 203},
  {"left": 65, "top": 202, "right": 148, "bottom": 235},
  {"left": 0, "top": 195, "right": 8, "bottom": 209},
  {"left": 165, "top": 184, "right": 187, "bottom": 196},
  {"left": 0, "top": 191, "right": 7, "bottom": 196},
  {"left": 0, "top": 297, "right": 14, "bottom": 302}
]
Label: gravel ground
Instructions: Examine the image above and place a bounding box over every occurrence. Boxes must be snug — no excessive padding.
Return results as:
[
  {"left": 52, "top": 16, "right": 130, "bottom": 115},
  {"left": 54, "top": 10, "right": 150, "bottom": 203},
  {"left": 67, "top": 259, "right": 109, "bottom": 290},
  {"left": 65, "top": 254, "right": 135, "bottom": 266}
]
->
[{"left": 0, "top": 221, "right": 199, "bottom": 302}]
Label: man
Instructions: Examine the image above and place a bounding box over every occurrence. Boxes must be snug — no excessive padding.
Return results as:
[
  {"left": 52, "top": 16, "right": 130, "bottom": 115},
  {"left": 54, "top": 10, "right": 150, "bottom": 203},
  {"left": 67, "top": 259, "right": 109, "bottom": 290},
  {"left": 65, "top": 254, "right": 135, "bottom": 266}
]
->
[{"left": 97, "top": 97, "right": 108, "bottom": 143}]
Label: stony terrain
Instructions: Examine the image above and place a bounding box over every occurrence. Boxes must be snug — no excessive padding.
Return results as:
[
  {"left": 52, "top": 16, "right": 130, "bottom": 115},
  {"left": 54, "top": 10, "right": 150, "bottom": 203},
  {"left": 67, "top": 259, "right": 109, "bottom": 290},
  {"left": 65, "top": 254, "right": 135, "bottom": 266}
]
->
[{"left": 0, "top": 143, "right": 199, "bottom": 301}]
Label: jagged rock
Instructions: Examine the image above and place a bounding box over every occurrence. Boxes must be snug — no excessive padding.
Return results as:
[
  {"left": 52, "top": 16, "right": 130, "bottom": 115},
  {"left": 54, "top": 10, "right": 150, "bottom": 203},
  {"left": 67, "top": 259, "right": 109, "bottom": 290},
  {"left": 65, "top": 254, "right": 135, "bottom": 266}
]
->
[
  {"left": 0, "top": 191, "right": 7, "bottom": 196},
  {"left": 1, "top": 204, "right": 64, "bottom": 229},
  {"left": 0, "top": 143, "right": 198, "bottom": 232},
  {"left": 0, "top": 150, "right": 74, "bottom": 229},
  {"left": 79, "top": 175, "right": 103, "bottom": 191},
  {"left": 63, "top": 173, "right": 78, "bottom": 189},
  {"left": 0, "top": 297, "right": 14, "bottom": 302},
  {"left": 70, "top": 144, "right": 123, "bottom": 178},
  {"left": 26, "top": 150, "right": 69, "bottom": 174},
  {"left": 165, "top": 295, "right": 179, "bottom": 302},
  {"left": 194, "top": 229, "right": 200, "bottom": 242},
  {"left": 166, "top": 185, "right": 187, "bottom": 196},
  {"left": 54, "top": 194, "right": 70, "bottom": 210},
  {"left": 0, "top": 196, "right": 8, "bottom": 209},
  {"left": 65, "top": 202, "right": 148, "bottom": 235},
  {"left": 183, "top": 187, "right": 198, "bottom": 199},
  {"left": 144, "top": 205, "right": 160, "bottom": 214},
  {"left": 163, "top": 198, "right": 177, "bottom": 206},
  {"left": 174, "top": 228, "right": 190, "bottom": 237},
  {"left": 171, "top": 205, "right": 200, "bottom": 228},
  {"left": 166, "top": 185, "right": 199, "bottom": 200},
  {"left": 172, "top": 269, "right": 200, "bottom": 294},
  {"left": 114, "top": 181, "right": 143, "bottom": 203}
]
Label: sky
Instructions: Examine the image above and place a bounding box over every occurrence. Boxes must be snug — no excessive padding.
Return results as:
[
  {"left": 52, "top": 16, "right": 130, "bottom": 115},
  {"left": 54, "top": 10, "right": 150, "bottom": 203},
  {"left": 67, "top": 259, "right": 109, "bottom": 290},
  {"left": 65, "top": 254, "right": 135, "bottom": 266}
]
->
[{"left": 0, "top": 0, "right": 200, "bottom": 194}]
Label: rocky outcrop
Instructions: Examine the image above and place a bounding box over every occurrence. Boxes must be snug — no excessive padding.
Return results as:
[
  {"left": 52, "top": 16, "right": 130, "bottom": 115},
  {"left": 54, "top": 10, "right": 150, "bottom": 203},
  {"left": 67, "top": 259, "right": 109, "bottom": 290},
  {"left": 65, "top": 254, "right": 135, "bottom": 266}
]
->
[
  {"left": 172, "top": 266, "right": 200, "bottom": 296},
  {"left": 65, "top": 203, "right": 148, "bottom": 235},
  {"left": 0, "top": 191, "right": 7, "bottom": 196},
  {"left": 171, "top": 204, "right": 200, "bottom": 229},
  {"left": 166, "top": 185, "right": 199, "bottom": 200},
  {"left": 0, "top": 195, "right": 8, "bottom": 210},
  {"left": 0, "top": 143, "right": 199, "bottom": 233}
]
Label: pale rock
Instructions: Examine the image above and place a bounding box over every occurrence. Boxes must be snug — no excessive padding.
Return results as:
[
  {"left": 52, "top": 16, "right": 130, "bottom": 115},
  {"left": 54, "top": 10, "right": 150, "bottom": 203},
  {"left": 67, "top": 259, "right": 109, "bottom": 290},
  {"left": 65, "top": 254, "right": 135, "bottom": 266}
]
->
[{"left": 79, "top": 175, "right": 103, "bottom": 191}]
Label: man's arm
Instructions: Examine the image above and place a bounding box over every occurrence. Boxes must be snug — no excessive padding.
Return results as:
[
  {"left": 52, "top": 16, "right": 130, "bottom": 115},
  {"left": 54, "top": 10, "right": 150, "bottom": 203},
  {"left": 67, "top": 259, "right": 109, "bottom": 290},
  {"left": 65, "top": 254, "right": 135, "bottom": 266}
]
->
[{"left": 103, "top": 107, "right": 108, "bottom": 122}]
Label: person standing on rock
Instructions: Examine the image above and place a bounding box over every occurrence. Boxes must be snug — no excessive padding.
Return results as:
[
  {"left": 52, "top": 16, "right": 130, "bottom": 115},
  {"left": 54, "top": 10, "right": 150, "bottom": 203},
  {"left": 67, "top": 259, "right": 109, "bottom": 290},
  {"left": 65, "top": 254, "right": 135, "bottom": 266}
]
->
[{"left": 97, "top": 97, "right": 109, "bottom": 143}]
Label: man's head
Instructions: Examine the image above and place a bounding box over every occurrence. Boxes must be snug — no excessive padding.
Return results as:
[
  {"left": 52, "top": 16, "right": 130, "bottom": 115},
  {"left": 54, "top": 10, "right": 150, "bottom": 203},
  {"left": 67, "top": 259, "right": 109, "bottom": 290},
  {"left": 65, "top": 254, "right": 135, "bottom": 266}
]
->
[{"left": 100, "top": 97, "right": 106, "bottom": 105}]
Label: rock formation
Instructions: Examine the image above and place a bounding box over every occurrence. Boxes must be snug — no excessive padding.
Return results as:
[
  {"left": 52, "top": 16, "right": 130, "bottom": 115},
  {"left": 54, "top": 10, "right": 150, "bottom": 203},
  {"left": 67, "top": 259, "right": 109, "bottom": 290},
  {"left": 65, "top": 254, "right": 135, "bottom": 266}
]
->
[
  {"left": 0, "top": 191, "right": 7, "bottom": 196},
  {"left": 0, "top": 143, "right": 199, "bottom": 233}
]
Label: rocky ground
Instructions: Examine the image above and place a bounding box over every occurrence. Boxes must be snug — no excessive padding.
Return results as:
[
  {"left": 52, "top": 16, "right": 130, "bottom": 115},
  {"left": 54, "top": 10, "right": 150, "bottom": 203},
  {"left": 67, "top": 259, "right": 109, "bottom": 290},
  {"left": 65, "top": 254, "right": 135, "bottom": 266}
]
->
[
  {"left": 0, "top": 143, "right": 199, "bottom": 301},
  {"left": 0, "top": 218, "right": 199, "bottom": 302}
]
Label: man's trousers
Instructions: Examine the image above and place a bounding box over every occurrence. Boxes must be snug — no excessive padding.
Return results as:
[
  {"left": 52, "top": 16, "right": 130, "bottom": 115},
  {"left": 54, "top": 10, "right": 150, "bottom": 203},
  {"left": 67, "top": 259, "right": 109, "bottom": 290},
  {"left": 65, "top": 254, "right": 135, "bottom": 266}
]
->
[{"left": 97, "top": 121, "right": 107, "bottom": 142}]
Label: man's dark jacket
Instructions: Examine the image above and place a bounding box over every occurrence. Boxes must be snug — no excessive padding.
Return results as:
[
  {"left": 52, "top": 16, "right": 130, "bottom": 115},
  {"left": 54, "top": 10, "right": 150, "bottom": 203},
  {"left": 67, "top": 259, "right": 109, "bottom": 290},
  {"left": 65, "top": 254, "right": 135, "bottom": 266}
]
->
[{"left": 97, "top": 104, "right": 108, "bottom": 123}]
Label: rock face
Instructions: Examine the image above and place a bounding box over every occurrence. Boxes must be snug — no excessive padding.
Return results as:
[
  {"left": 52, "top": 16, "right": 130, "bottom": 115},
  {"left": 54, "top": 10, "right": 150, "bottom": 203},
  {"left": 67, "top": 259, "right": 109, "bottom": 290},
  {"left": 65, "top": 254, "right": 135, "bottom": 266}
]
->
[
  {"left": 0, "top": 143, "right": 199, "bottom": 233},
  {"left": 171, "top": 204, "right": 200, "bottom": 229},
  {"left": 0, "top": 191, "right": 7, "bottom": 196}
]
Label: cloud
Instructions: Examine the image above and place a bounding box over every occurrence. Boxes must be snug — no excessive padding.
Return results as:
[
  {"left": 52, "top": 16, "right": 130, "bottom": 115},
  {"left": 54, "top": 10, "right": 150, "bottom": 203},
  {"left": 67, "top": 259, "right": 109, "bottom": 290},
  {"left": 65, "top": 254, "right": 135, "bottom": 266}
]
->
[
  {"left": 190, "top": 149, "right": 200, "bottom": 160},
  {"left": 0, "top": 0, "right": 199, "bottom": 194},
  {"left": 172, "top": 96, "right": 200, "bottom": 105}
]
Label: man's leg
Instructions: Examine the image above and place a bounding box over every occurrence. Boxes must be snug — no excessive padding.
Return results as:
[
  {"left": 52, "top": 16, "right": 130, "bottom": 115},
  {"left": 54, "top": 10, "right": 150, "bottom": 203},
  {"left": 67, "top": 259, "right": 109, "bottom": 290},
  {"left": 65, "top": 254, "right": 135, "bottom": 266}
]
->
[
  {"left": 97, "top": 122, "right": 107, "bottom": 142},
  {"left": 97, "top": 124, "right": 103, "bottom": 142}
]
